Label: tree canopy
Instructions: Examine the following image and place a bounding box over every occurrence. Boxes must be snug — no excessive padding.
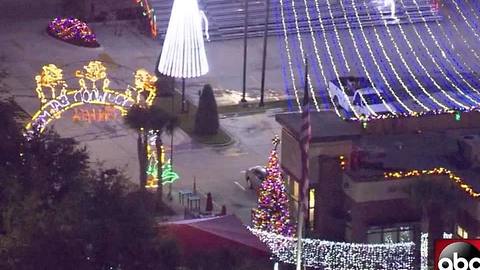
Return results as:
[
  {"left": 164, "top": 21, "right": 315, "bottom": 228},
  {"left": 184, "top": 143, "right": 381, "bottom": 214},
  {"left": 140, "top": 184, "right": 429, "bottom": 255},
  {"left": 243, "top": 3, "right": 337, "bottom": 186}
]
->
[{"left": 0, "top": 101, "right": 179, "bottom": 270}]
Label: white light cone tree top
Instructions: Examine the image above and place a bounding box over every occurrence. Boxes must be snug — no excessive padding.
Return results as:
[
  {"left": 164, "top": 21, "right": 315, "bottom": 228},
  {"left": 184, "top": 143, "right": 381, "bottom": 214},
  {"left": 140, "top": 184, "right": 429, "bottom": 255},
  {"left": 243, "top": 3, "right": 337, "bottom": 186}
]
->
[{"left": 158, "top": 0, "right": 209, "bottom": 78}]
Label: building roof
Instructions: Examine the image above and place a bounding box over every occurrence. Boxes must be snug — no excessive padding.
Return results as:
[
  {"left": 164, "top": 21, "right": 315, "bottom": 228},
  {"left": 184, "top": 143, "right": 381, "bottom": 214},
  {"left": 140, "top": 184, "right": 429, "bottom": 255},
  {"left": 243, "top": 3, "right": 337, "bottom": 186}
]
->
[
  {"left": 162, "top": 215, "right": 270, "bottom": 256},
  {"left": 275, "top": 111, "right": 362, "bottom": 143},
  {"left": 276, "top": 111, "right": 480, "bottom": 195}
]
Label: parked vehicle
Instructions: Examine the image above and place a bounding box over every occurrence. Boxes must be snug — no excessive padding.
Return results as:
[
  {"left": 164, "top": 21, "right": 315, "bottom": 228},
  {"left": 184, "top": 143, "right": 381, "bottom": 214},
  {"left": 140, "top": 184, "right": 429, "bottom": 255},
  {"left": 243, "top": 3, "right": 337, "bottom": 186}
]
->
[
  {"left": 328, "top": 76, "right": 394, "bottom": 117},
  {"left": 245, "top": 166, "right": 267, "bottom": 192}
]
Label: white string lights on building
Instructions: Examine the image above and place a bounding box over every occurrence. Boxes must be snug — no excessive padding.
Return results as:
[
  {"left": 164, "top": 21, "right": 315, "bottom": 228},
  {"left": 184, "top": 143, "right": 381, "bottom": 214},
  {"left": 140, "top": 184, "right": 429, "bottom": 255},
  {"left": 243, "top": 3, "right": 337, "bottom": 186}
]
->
[
  {"left": 420, "top": 233, "right": 429, "bottom": 270},
  {"left": 249, "top": 228, "right": 415, "bottom": 269},
  {"left": 398, "top": 0, "right": 480, "bottom": 107},
  {"left": 311, "top": 0, "right": 353, "bottom": 117},
  {"left": 349, "top": 0, "right": 415, "bottom": 114},
  {"left": 157, "top": 0, "right": 209, "bottom": 78},
  {"left": 277, "top": 0, "right": 480, "bottom": 121},
  {"left": 278, "top": 0, "right": 301, "bottom": 110},
  {"left": 314, "top": 0, "right": 365, "bottom": 118},
  {"left": 289, "top": 0, "right": 320, "bottom": 111},
  {"left": 337, "top": 0, "right": 398, "bottom": 116},
  {"left": 444, "top": 12, "right": 480, "bottom": 64},
  {"left": 358, "top": 0, "right": 432, "bottom": 112}
]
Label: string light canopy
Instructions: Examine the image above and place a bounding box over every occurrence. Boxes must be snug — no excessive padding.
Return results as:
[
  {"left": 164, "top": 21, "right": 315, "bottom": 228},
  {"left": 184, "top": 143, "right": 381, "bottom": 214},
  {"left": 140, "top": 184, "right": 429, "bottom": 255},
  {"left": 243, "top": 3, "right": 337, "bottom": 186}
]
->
[
  {"left": 157, "top": 0, "right": 209, "bottom": 78},
  {"left": 249, "top": 228, "right": 415, "bottom": 269}
]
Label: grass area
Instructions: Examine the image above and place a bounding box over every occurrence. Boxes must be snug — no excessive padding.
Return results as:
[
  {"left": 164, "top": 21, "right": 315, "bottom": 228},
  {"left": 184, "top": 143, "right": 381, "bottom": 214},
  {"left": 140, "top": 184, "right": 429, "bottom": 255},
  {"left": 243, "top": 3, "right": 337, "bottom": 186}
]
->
[
  {"left": 218, "top": 99, "right": 291, "bottom": 115},
  {"left": 155, "top": 91, "right": 233, "bottom": 146},
  {"left": 155, "top": 90, "right": 292, "bottom": 146}
]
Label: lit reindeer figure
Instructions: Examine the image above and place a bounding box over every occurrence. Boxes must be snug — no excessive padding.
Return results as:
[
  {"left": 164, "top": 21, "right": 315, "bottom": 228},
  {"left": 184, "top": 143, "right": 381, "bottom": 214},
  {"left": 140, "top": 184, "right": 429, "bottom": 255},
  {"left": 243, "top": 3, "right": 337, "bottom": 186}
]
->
[{"left": 35, "top": 64, "right": 67, "bottom": 103}]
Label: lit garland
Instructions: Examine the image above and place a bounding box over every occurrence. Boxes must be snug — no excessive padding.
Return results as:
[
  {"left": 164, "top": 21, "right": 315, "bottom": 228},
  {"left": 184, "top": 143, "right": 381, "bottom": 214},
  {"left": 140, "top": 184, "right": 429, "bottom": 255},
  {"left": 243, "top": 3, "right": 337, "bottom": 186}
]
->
[
  {"left": 252, "top": 141, "right": 295, "bottom": 236},
  {"left": 249, "top": 228, "right": 415, "bottom": 269},
  {"left": 420, "top": 233, "right": 428, "bottom": 270},
  {"left": 157, "top": 0, "right": 209, "bottom": 78},
  {"left": 25, "top": 61, "right": 158, "bottom": 134},
  {"left": 47, "top": 17, "right": 99, "bottom": 47},
  {"left": 133, "top": 0, "right": 157, "bottom": 38},
  {"left": 384, "top": 167, "right": 480, "bottom": 198}
]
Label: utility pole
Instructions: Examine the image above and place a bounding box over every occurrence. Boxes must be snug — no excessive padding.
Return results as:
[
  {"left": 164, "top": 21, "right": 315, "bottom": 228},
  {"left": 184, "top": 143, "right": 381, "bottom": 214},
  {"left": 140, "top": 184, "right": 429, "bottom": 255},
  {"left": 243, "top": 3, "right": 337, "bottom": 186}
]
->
[
  {"left": 181, "top": 78, "right": 186, "bottom": 113},
  {"left": 259, "top": 0, "right": 270, "bottom": 107},
  {"left": 241, "top": 0, "right": 249, "bottom": 103}
]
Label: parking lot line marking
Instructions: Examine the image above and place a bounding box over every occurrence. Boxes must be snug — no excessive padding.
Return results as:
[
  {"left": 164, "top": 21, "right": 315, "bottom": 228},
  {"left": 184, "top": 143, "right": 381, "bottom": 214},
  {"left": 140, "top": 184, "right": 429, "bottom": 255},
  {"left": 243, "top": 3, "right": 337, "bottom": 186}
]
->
[{"left": 234, "top": 181, "right": 246, "bottom": 191}]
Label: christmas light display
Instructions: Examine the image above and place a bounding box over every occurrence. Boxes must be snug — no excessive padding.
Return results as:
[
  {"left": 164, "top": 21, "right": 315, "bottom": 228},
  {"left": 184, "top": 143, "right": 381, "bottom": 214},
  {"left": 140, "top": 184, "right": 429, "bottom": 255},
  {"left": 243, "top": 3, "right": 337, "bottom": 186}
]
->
[
  {"left": 346, "top": 0, "right": 414, "bottom": 115},
  {"left": 26, "top": 61, "right": 157, "bottom": 134},
  {"left": 133, "top": 0, "right": 157, "bottom": 38},
  {"left": 277, "top": 0, "right": 480, "bottom": 122},
  {"left": 384, "top": 167, "right": 480, "bottom": 198},
  {"left": 403, "top": 0, "right": 480, "bottom": 102},
  {"left": 397, "top": 0, "right": 478, "bottom": 109},
  {"left": 420, "top": 233, "right": 429, "bottom": 270},
  {"left": 252, "top": 137, "right": 295, "bottom": 236},
  {"left": 249, "top": 228, "right": 415, "bottom": 269},
  {"left": 157, "top": 0, "right": 209, "bottom": 78},
  {"left": 47, "top": 17, "right": 99, "bottom": 47},
  {"left": 71, "top": 106, "right": 119, "bottom": 123},
  {"left": 145, "top": 135, "right": 179, "bottom": 188}
]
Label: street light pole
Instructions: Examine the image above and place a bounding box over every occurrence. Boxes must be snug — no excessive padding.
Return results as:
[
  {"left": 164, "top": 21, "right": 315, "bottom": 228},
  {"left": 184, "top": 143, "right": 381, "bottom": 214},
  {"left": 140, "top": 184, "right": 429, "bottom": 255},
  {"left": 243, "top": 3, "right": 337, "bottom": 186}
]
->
[
  {"left": 241, "top": 0, "right": 249, "bottom": 103},
  {"left": 259, "top": 0, "right": 270, "bottom": 107},
  {"left": 181, "top": 77, "right": 186, "bottom": 113}
]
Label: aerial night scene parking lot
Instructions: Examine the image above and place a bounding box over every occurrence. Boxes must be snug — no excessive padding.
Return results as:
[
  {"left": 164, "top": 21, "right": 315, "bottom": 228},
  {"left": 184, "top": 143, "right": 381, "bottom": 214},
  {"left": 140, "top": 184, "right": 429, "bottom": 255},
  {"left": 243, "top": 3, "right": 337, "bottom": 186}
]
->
[{"left": 1, "top": 0, "right": 480, "bottom": 269}]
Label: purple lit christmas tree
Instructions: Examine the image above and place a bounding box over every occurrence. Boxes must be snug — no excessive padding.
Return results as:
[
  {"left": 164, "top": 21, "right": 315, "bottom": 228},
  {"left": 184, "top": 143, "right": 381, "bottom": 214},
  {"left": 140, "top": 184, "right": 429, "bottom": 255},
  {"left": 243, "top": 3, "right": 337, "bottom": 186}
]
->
[{"left": 252, "top": 136, "right": 295, "bottom": 236}]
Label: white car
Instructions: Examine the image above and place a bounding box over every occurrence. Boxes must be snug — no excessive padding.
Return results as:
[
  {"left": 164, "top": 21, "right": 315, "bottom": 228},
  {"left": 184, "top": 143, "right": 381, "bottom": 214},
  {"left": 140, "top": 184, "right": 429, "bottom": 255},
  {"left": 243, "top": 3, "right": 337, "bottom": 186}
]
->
[
  {"left": 245, "top": 166, "right": 267, "bottom": 192},
  {"left": 328, "top": 77, "right": 395, "bottom": 117}
]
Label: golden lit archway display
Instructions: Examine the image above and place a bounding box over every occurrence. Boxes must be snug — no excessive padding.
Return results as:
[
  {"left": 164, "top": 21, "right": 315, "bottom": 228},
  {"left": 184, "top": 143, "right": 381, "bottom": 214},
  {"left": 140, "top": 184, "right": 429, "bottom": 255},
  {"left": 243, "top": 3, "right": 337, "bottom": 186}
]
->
[{"left": 26, "top": 61, "right": 157, "bottom": 134}]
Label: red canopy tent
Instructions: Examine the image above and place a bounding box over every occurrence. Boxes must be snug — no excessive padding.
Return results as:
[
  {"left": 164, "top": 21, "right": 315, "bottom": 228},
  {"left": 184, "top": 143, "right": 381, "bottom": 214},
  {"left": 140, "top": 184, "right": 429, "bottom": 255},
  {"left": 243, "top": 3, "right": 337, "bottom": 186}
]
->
[{"left": 162, "top": 215, "right": 270, "bottom": 258}]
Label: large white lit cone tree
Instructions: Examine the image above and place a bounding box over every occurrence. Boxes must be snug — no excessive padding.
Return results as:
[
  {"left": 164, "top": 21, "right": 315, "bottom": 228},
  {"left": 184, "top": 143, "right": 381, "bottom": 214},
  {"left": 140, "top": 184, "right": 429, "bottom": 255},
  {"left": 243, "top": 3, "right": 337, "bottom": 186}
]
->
[{"left": 157, "top": 0, "right": 209, "bottom": 78}]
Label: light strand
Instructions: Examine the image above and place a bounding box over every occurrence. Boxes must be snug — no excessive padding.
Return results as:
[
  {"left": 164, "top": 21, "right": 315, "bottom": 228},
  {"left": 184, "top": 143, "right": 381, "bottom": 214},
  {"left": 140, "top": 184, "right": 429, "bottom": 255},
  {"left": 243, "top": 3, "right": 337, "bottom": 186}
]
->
[
  {"left": 384, "top": 167, "right": 480, "bottom": 198},
  {"left": 249, "top": 228, "right": 415, "bottom": 269}
]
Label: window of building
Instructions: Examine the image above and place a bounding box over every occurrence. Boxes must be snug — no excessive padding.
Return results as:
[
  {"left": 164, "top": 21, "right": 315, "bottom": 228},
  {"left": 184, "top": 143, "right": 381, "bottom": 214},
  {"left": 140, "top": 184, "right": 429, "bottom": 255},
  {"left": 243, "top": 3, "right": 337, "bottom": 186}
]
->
[
  {"left": 457, "top": 225, "right": 468, "bottom": 239},
  {"left": 292, "top": 179, "right": 299, "bottom": 201},
  {"left": 367, "top": 225, "right": 414, "bottom": 244},
  {"left": 308, "top": 188, "right": 315, "bottom": 230}
]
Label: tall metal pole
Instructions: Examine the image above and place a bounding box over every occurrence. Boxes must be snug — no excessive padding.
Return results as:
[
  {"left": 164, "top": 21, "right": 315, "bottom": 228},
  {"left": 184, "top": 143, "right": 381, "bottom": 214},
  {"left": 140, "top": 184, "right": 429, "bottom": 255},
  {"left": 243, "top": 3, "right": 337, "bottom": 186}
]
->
[
  {"left": 181, "top": 78, "right": 186, "bottom": 113},
  {"left": 259, "top": 0, "right": 270, "bottom": 107},
  {"left": 295, "top": 202, "right": 305, "bottom": 270},
  {"left": 241, "top": 0, "right": 249, "bottom": 103},
  {"left": 168, "top": 93, "right": 175, "bottom": 201}
]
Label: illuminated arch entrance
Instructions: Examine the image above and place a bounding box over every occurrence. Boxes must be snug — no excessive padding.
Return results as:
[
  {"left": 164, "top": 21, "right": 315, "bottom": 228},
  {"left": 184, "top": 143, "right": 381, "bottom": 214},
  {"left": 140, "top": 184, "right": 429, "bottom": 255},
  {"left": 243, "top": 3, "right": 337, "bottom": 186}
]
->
[
  {"left": 26, "top": 61, "right": 157, "bottom": 134},
  {"left": 26, "top": 61, "right": 178, "bottom": 188}
]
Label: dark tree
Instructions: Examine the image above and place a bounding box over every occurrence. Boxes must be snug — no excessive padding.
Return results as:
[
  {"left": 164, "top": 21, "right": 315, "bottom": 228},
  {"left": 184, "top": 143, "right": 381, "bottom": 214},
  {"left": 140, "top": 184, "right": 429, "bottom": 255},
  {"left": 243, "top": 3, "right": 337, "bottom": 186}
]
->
[
  {"left": 124, "top": 105, "right": 150, "bottom": 190},
  {"left": 194, "top": 84, "right": 219, "bottom": 136},
  {"left": 124, "top": 105, "right": 178, "bottom": 201},
  {"left": 0, "top": 101, "right": 179, "bottom": 270}
]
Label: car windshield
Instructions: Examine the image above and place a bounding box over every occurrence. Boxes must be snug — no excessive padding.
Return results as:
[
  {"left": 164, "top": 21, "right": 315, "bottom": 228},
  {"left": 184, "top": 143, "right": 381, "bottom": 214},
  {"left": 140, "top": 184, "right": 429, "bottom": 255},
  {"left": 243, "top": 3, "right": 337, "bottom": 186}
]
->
[
  {"left": 362, "top": 94, "right": 383, "bottom": 105},
  {"left": 253, "top": 168, "right": 266, "bottom": 178}
]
